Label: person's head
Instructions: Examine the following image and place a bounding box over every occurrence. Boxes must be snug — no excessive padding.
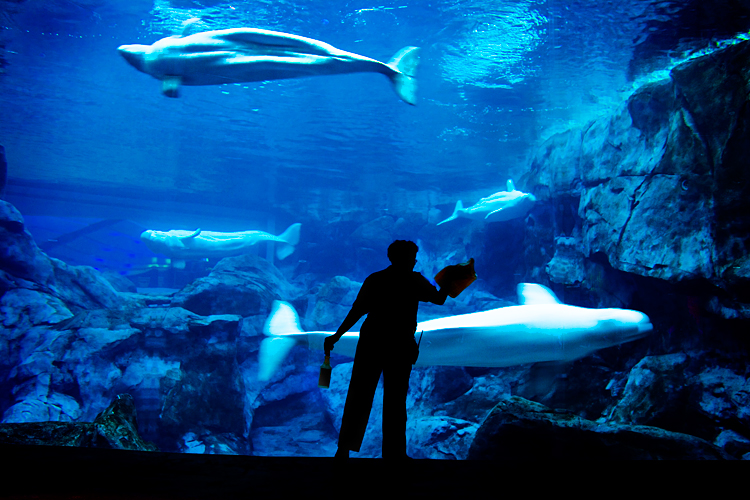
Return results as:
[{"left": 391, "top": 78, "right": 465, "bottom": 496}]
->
[{"left": 387, "top": 240, "right": 418, "bottom": 271}]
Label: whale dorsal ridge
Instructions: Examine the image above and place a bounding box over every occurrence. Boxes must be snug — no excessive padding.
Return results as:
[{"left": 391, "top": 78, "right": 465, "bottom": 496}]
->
[{"left": 517, "top": 283, "right": 561, "bottom": 305}]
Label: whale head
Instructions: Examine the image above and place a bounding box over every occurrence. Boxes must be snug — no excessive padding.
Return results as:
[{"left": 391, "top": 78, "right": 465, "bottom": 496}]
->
[
  {"left": 118, "top": 44, "right": 150, "bottom": 72},
  {"left": 140, "top": 229, "right": 167, "bottom": 253},
  {"left": 589, "top": 308, "right": 653, "bottom": 349},
  {"left": 140, "top": 228, "right": 201, "bottom": 256}
]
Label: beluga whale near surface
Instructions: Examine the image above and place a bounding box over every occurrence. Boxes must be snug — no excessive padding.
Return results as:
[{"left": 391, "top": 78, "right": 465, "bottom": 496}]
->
[
  {"left": 258, "top": 283, "right": 653, "bottom": 381},
  {"left": 117, "top": 25, "right": 420, "bottom": 104},
  {"left": 437, "top": 179, "right": 536, "bottom": 225},
  {"left": 140, "top": 222, "right": 301, "bottom": 262}
]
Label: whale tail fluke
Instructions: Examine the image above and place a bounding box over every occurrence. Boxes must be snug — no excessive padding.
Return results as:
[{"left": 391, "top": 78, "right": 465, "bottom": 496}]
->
[
  {"left": 259, "top": 301, "right": 303, "bottom": 381},
  {"left": 275, "top": 223, "right": 302, "bottom": 260},
  {"left": 387, "top": 46, "right": 420, "bottom": 105},
  {"left": 437, "top": 200, "right": 464, "bottom": 226}
]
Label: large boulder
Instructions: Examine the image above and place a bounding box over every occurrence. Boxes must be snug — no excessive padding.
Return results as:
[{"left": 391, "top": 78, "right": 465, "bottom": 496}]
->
[
  {"left": 171, "top": 253, "right": 299, "bottom": 317},
  {"left": 468, "top": 396, "right": 732, "bottom": 460},
  {"left": 309, "top": 275, "right": 360, "bottom": 330},
  {"left": 0, "top": 394, "right": 157, "bottom": 451},
  {"left": 1, "top": 200, "right": 54, "bottom": 284},
  {"left": 605, "top": 352, "right": 750, "bottom": 456},
  {"left": 351, "top": 216, "right": 396, "bottom": 250},
  {"left": 1, "top": 200, "right": 126, "bottom": 313}
]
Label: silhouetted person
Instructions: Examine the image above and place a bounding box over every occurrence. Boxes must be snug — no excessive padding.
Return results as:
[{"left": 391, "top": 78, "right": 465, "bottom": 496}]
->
[{"left": 324, "top": 240, "right": 448, "bottom": 459}]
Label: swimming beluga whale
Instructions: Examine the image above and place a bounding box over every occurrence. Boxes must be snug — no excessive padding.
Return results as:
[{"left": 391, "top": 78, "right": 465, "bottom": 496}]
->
[
  {"left": 258, "top": 283, "right": 653, "bottom": 381},
  {"left": 140, "top": 222, "right": 301, "bottom": 261},
  {"left": 437, "top": 179, "right": 536, "bottom": 225},
  {"left": 117, "top": 27, "right": 420, "bottom": 104}
]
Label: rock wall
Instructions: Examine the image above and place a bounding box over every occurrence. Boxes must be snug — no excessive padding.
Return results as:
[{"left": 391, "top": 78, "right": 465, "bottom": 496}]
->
[{"left": 522, "top": 40, "right": 750, "bottom": 316}]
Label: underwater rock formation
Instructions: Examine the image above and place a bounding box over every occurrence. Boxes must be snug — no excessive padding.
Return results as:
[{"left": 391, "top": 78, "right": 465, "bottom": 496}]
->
[
  {"left": 0, "top": 394, "right": 157, "bottom": 451},
  {"left": 309, "top": 275, "right": 360, "bottom": 330},
  {"left": 468, "top": 396, "right": 732, "bottom": 460},
  {"left": 0, "top": 200, "right": 250, "bottom": 451},
  {"left": 171, "top": 253, "right": 299, "bottom": 317},
  {"left": 604, "top": 352, "right": 750, "bottom": 454},
  {"left": 523, "top": 39, "right": 750, "bottom": 314},
  {"left": 0, "top": 200, "right": 125, "bottom": 312},
  {"left": 628, "top": 0, "right": 750, "bottom": 79}
]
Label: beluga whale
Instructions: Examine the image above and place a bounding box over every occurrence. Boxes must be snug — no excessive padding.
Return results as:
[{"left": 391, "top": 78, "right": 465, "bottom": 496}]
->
[
  {"left": 140, "top": 222, "right": 301, "bottom": 262},
  {"left": 437, "top": 179, "right": 536, "bottom": 225},
  {"left": 117, "top": 25, "right": 420, "bottom": 104},
  {"left": 258, "top": 283, "right": 653, "bottom": 381}
]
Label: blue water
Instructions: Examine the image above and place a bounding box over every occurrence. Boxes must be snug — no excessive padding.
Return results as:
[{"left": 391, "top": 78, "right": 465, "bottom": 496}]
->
[
  {"left": 3, "top": 0, "right": 750, "bottom": 461},
  {"left": 0, "top": 0, "right": 744, "bottom": 272}
]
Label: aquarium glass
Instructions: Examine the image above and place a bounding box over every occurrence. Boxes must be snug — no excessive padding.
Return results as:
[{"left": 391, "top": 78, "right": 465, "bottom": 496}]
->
[{"left": 1, "top": 0, "right": 748, "bottom": 460}]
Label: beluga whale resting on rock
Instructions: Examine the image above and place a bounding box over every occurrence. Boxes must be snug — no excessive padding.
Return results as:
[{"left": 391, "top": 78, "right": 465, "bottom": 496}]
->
[
  {"left": 258, "top": 283, "right": 653, "bottom": 381},
  {"left": 117, "top": 25, "right": 420, "bottom": 104},
  {"left": 437, "top": 179, "right": 536, "bottom": 225},
  {"left": 140, "top": 222, "right": 301, "bottom": 263}
]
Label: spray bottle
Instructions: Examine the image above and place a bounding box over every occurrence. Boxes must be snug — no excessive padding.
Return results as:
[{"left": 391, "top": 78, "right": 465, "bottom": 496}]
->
[{"left": 318, "top": 350, "right": 332, "bottom": 389}]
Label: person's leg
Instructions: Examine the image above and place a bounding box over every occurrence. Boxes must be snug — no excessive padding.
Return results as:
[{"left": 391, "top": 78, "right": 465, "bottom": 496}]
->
[
  {"left": 381, "top": 360, "right": 412, "bottom": 459},
  {"left": 337, "top": 353, "right": 382, "bottom": 455}
]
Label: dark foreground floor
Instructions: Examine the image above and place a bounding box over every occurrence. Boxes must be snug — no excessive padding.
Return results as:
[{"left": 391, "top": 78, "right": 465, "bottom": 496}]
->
[{"left": 1, "top": 444, "right": 501, "bottom": 498}]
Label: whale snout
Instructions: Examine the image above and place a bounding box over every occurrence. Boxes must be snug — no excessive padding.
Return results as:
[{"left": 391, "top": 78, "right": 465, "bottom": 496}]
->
[
  {"left": 636, "top": 312, "right": 653, "bottom": 336},
  {"left": 621, "top": 310, "right": 653, "bottom": 340},
  {"left": 596, "top": 309, "right": 653, "bottom": 347},
  {"left": 118, "top": 44, "right": 148, "bottom": 71}
]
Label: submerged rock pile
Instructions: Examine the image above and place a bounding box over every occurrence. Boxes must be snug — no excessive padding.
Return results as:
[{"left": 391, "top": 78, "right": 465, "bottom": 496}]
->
[
  {"left": 468, "top": 396, "right": 732, "bottom": 460},
  {"left": 0, "top": 393, "right": 157, "bottom": 451}
]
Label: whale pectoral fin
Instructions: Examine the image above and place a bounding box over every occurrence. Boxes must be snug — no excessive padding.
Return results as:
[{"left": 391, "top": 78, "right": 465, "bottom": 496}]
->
[
  {"left": 181, "top": 228, "right": 201, "bottom": 240},
  {"left": 527, "top": 361, "right": 567, "bottom": 398},
  {"left": 162, "top": 76, "right": 182, "bottom": 98},
  {"left": 485, "top": 207, "right": 506, "bottom": 219}
]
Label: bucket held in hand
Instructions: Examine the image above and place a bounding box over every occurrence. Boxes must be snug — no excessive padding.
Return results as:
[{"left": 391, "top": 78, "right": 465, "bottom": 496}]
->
[{"left": 318, "top": 352, "right": 332, "bottom": 388}]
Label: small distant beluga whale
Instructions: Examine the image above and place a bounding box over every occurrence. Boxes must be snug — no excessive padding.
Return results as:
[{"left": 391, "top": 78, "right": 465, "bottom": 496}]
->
[
  {"left": 117, "top": 23, "right": 420, "bottom": 104},
  {"left": 140, "top": 222, "right": 301, "bottom": 263},
  {"left": 437, "top": 179, "right": 536, "bottom": 226},
  {"left": 258, "top": 283, "right": 653, "bottom": 381}
]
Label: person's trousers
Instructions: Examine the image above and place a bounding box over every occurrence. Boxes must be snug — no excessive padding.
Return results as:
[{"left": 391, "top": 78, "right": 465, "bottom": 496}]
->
[{"left": 337, "top": 344, "right": 413, "bottom": 458}]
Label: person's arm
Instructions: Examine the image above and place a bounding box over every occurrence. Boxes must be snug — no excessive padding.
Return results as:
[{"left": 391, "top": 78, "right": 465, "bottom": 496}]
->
[
  {"left": 432, "top": 287, "right": 449, "bottom": 305},
  {"left": 418, "top": 273, "right": 448, "bottom": 305},
  {"left": 324, "top": 280, "right": 369, "bottom": 352},
  {"left": 323, "top": 307, "right": 364, "bottom": 353}
]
